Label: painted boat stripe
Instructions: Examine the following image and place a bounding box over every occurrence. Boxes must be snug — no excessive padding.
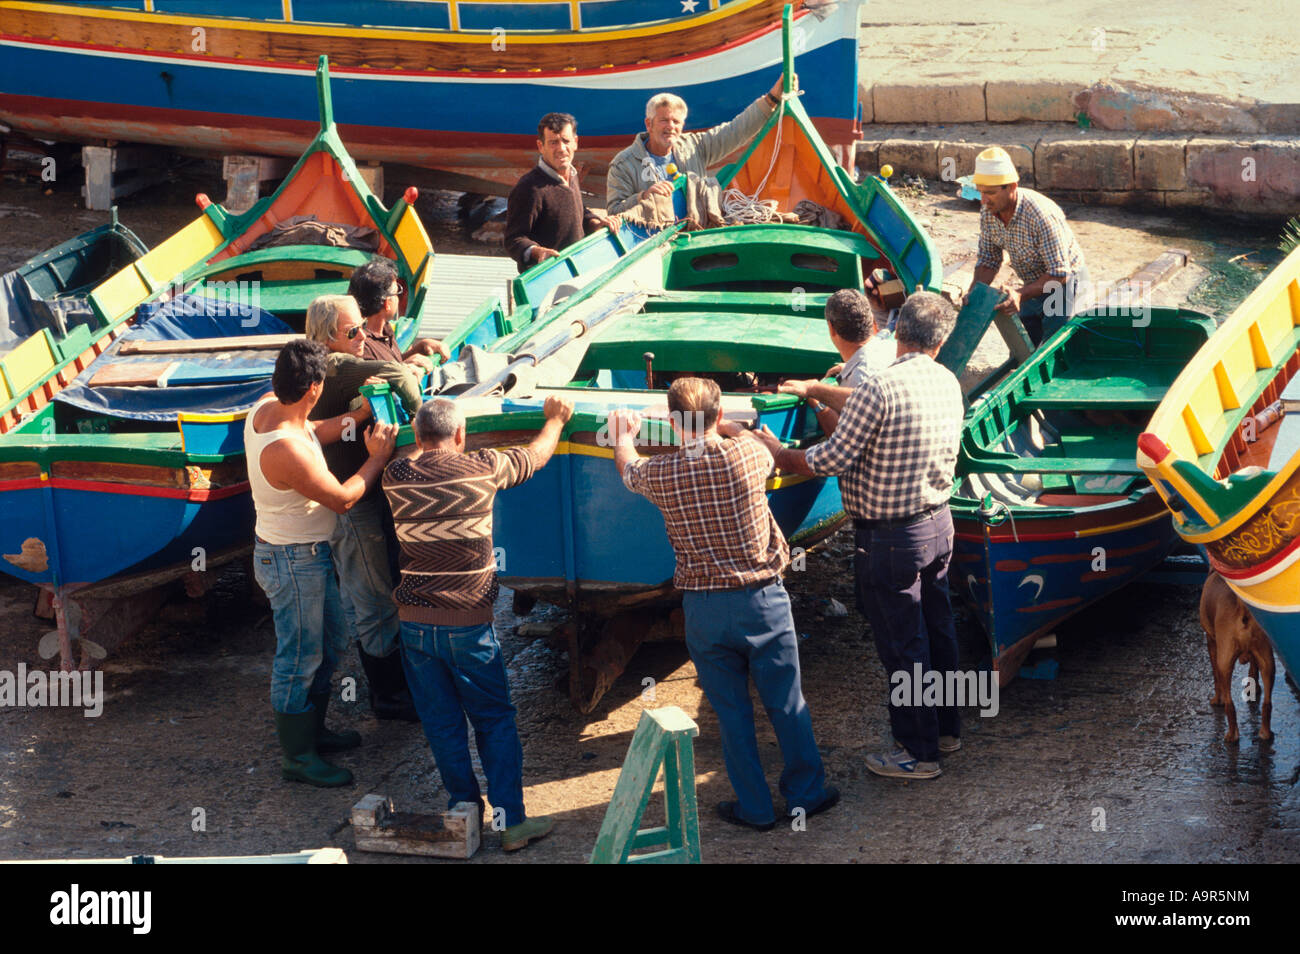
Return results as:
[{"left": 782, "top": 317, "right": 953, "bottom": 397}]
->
[
  {"left": 0, "top": 476, "right": 252, "bottom": 501},
  {"left": 5, "top": 0, "right": 776, "bottom": 45}
]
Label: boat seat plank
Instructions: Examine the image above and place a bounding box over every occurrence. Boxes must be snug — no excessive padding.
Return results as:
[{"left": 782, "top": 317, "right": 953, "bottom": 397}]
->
[
  {"left": 192, "top": 244, "right": 375, "bottom": 280},
  {"left": 88, "top": 360, "right": 176, "bottom": 388},
  {"left": 583, "top": 312, "right": 835, "bottom": 375},
  {"left": 1016, "top": 378, "right": 1169, "bottom": 410},
  {"left": 119, "top": 334, "right": 300, "bottom": 355},
  {"left": 645, "top": 290, "right": 833, "bottom": 315}
]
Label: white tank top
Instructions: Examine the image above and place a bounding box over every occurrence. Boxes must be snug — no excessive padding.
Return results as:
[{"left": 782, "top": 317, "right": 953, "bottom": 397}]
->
[{"left": 244, "top": 396, "right": 338, "bottom": 545}]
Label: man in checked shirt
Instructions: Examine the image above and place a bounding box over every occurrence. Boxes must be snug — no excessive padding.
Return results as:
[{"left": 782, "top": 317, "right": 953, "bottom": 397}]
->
[
  {"left": 609, "top": 379, "right": 838, "bottom": 831},
  {"left": 969, "top": 147, "right": 1091, "bottom": 347},
  {"left": 755, "top": 292, "right": 964, "bottom": 780}
]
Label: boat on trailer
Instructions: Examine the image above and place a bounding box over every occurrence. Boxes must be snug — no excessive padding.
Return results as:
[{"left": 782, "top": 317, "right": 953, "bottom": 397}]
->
[
  {"left": 951, "top": 307, "right": 1218, "bottom": 684},
  {"left": 367, "top": 9, "right": 941, "bottom": 711},
  {"left": 1138, "top": 246, "right": 1300, "bottom": 684},
  {"left": 0, "top": 57, "right": 470, "bottom": 666}
]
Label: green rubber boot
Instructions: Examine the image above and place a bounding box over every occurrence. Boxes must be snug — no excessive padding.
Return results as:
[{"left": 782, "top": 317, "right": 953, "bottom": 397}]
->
[
  {"left": 274, "top": 710, "right": 354, "bottom": 788},
  {"left": 308, "top": 692, "right": 361, "bottom": 754}
]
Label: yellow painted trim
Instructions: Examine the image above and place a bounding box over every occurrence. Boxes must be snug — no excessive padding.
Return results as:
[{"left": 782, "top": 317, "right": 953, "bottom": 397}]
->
[
  {"left": 178, "top": 410, "right": 252, "bottom": 424},
  {"left": 393, "top": 206, "right": 435, "bottom": 276},
  {"left": 143, "top": 0, "right": 154, "bottom": 10},
  {"left": 1074, "top": 507, "right": 1170, "bottom": 538},
  {"left": 569, "top": 0, "right": 580, "bottom": 29},
  {"left": 282, "top": 0, "right": 292, "bottom": 22},
  {"left": 2, "top": 0, "right": 767, "bottom": 46},
  {"left": 448, "top": 0, "right": 459, "bottom": 31}
]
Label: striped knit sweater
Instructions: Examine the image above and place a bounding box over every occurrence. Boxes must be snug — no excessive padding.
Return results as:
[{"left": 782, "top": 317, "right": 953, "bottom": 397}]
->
[{"left": 382, "top": 446, "right": 536, "bottom": 625}]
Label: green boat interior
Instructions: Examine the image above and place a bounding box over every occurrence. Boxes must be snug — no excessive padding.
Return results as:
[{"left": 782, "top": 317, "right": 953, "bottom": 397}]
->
[{"left": 953, "top": 309, "right": 1218, "bottom": 510}]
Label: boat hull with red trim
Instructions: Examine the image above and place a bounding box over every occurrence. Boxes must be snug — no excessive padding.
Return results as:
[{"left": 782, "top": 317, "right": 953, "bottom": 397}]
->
[{"left": 0, "top": 0, "right": 863, "bottom": 195}]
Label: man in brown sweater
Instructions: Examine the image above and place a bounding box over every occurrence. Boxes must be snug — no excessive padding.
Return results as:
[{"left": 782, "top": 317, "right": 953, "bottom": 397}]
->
[
  {"left": 504, "top": 112, "right": 611, "bottom": 272},
  {"left": 383, "top": 392, "right": 573, "bottom": 851}
]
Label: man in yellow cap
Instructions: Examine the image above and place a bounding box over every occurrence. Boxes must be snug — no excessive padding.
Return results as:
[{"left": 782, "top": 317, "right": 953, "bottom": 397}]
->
[{"left": 970, "top": 147, "right": 1090, "bottom": 346}]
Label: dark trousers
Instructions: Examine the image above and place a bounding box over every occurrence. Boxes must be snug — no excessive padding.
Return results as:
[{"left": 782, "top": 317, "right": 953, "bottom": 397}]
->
[
  {"left": 1020, "top": 265, "right": 1091, "bottom": 347},
  {"left": 853, "top": 506, "right": 960, "bottom": 762},
  {"left": 682, "top": 581, "right": 828, "bottom": 825}
]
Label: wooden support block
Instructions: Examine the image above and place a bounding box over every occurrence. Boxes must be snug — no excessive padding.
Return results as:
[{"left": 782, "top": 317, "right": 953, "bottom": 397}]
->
[
  {"left": 358, "top": 162, "right": 384, "bottom": 197},
  {"left": 351, "top": 794, "right": 480, "bottom": 859},
  {"left": 81, "top": 145, "right": 167, "bottom": 212},
  {"left": 222, "top": 155, "right": 294, "bottom": 214}
]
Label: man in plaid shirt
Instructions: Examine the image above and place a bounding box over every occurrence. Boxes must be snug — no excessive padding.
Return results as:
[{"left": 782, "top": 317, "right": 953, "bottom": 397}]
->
[
  {"left": 756, "top": 292, "right": 964, "bottom": 780},
  {"left": 970, "top": 146, "right": 1090, "bottom": 346},
  {"left": 610, "top": 379, "right": 837, "bottom": 830}
]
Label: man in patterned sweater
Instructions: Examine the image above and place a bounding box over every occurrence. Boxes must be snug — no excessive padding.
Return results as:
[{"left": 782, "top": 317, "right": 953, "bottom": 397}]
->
[{"left": 382, "top": 392, "right": 573, "bottom": 851}]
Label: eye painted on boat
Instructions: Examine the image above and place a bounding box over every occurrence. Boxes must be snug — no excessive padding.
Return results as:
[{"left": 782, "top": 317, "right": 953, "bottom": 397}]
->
[
  {"left": 790, "top": 253, "right": 839, "bottom": 273},
  {"left": 689, "top": 253, "right": 739, "bottom": 272}
]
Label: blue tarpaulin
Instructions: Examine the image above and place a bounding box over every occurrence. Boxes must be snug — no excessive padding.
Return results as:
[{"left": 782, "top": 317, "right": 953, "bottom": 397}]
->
[{"left": 54, "top": 294, "right": 293, "bottom": 422}]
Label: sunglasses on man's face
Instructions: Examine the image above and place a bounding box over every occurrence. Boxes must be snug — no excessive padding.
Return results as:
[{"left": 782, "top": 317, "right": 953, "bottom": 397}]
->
[
  {"left": 338, "top": 324, "right": 362, "bottom": 340},
  {"left": 387, "top": 279, "right": 407, "bottom": 299}
]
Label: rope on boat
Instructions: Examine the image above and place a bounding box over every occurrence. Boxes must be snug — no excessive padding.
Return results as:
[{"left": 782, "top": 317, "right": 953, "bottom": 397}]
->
[{"left": 721, "top": 99, "right": 787, "bottom": 224}]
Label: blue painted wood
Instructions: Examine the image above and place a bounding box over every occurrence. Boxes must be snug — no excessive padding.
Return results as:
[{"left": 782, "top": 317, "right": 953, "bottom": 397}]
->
[
  {"left": 154, "top": 0, "right": 283, "bottom": 18},
  {"left": 458, "top": 2, "right": 572, "bottom": 30},
  {"left": 293, "top": 0, "right": 452, "bottom": 29}
]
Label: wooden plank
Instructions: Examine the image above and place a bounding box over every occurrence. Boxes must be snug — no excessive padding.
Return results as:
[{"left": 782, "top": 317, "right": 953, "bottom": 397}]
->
[
  {"left": 118, "top": 334, "right": 299, "bottom": 355},
  {"left": 87, "top": 360, "right": 175, "bottom": 388}
]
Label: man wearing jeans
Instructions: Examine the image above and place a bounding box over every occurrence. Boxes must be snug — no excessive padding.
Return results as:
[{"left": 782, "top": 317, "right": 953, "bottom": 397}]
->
[
  {"left": 246, "top": 339, "right": 398, "bottom": 787},
  {"left": 757, "top": 293, "right": 964, "bottom": 779},
  {"left": 610, "top": 379, "right": 837, "bottom": 831},
  {"left": 382, "top": 394, "right": 572, "bottom": 851},
  {"left": 306, "top": 294, "right": 422, "bottom": 721}
]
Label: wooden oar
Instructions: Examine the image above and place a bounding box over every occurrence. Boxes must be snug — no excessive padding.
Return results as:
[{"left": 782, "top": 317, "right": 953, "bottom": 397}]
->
[{"left": 117, "top": 333, "right": 299, "bottom": 355}]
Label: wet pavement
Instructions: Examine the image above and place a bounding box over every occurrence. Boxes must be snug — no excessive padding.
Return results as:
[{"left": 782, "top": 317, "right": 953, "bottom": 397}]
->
[{"left": 1, "top": 529, "right": 1297, "bottom": 864}]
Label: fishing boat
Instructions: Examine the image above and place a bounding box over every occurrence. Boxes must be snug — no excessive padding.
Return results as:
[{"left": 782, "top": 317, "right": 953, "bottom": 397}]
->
[
  {"left": 951, "top": 306, "right": 1218, "bottom": 684},
  {"left": 0, "top": 57, "right": 467, "bottom": 665},
  {"left": 0, "top": 0, "right": 864, "bottom": 195},
  {"left": 0, "top": 210, "right": 148, "bottom": 356},
  {"left": 1138, "top": 246, "right": 1300, "bottom": 682},
  {"left": 365, "top": 9, "right": 940, "bottom": 710}
]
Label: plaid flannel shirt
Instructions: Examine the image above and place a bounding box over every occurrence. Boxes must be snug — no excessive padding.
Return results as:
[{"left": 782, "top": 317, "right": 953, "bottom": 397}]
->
[
  {"left": 622, "top": 435, "right": 789, "bottom": 591},
  {"left": 977, "top": 187, "right": 1086, "bottom": 285},
  {"left": 804, "top": 352, "right": 963, "bottom": 520}
]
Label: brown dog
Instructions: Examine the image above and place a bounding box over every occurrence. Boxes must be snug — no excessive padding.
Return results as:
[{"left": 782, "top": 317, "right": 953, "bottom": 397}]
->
[{"left": 1200, "top": 571, "right": 1275, "bottom": 743}]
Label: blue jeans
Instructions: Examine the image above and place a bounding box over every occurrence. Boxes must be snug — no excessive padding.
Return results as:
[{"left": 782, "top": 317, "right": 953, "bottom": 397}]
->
[
  {"left": 330, "top": 495, "right": 401, "bottom": 657},
  {"left": 853, "top": 506, "right": 960, "bottom": 763},
  {"left": 253, "top": 539, "right": 349, "bottom": 715},
  {"left": 399, "top": 620, "right": 526, "bottom": 828},
  {"left": 682, "top": 581, "right": 828, "bottom": 825}
]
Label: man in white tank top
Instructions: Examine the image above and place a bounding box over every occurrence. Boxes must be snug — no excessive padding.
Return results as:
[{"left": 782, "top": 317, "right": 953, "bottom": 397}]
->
[{"left": 246, "top": 339, "right": 397, "bottom": 788}]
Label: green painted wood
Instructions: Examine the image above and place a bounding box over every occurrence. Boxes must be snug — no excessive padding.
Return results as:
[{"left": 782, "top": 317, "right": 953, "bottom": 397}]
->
[
  {"left": 937, "top": 282, "right": 1002, "bottom": 380},
  {"left": 664, "top": 225, "right": 871, "bottom": 291},
  {"left": 581, "top": 311, "right": 836, "bottom": 375},
  {"left": 590, "top": 706, "right": 701, "bottom": 865}
]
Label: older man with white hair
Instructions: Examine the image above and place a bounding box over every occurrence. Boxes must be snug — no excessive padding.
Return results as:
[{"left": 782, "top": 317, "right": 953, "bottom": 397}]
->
[
  {"left": 605, "top": 74, "right": 795, "bottom": 215},
  {"left": 305, "top": 294, "right": 424, "bottom": 722}
]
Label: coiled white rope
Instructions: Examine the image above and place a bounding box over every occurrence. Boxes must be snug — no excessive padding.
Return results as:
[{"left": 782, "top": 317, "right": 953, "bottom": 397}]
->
[{"left": 721, "top": 99, "right": 786, "bottom": 224}]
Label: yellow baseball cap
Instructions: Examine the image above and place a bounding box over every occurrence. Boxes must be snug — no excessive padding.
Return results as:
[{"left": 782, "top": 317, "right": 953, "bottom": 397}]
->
[{"left": 972, "top": 146, "right": 1020, "bottom": 186}]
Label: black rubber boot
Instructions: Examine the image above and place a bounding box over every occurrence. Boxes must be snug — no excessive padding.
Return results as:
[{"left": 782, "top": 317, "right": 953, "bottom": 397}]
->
[
  {"left": 308, "top": 692, "right": 361, "bottom": 753},
  {"left": 274, "top": 710, "right": 353, "bottom": 788},
  {"left": 357, "top": 646, "right": 419, "bottom": 722}
]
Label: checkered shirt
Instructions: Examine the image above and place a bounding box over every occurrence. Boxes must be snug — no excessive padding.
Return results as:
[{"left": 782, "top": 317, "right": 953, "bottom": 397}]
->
[
  {"left": 622, "top": 436, "right": 789, "bottom": 591},
  {"left": 976, "top": 187, "right": 1086, "bottom": 285},
  {"left": 804, "top": 352, "right": 963, "bottom": 520}
]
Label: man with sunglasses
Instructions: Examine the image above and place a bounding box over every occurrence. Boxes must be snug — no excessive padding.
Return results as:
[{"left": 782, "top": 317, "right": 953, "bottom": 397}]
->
[
  {"left": 306, "top": 294, "right": 424, "bottom": 722},
  {"left": 348, "top": 259, "right": 450, "bottom": 373}
]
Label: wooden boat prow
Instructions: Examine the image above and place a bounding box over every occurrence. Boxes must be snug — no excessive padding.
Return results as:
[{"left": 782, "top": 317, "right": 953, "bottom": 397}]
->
[{"left": 1138, "top": 246, "right": 1300, "bottom": 677}]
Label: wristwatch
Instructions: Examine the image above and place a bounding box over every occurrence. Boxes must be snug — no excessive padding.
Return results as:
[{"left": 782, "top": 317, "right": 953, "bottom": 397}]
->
[
  {"left": 765, "top": 91, "right": 780, "bottom": 108},
  {"left": 808, "top": 399, "right": 828, "bottom": 413}
]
